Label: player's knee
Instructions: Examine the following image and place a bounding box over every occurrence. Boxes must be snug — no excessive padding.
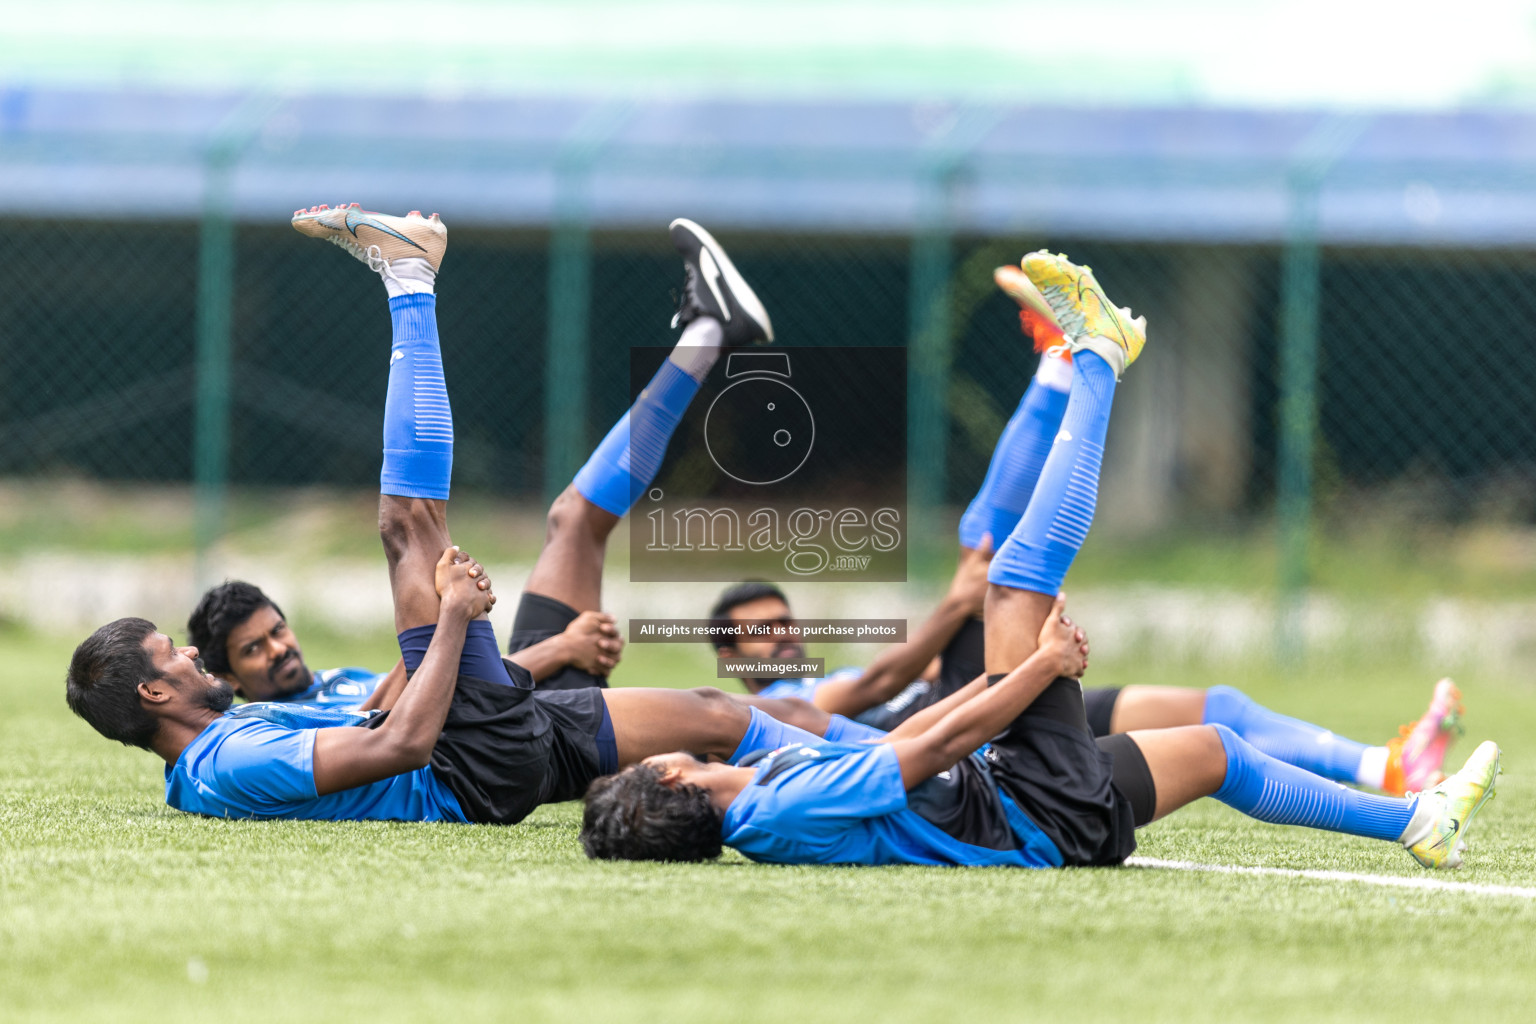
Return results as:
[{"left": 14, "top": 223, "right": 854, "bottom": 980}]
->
[
  {"left": 691, "top": 686, "right": 749, "bottom": 735},
  {"left": 544, "top": 485, "right": 588, "bottom": 539}
]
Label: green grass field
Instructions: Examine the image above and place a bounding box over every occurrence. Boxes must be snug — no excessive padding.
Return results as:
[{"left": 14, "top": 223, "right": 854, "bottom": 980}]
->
[{"left": 4, "top": 626, "right": 1534, "bottom": 1023}]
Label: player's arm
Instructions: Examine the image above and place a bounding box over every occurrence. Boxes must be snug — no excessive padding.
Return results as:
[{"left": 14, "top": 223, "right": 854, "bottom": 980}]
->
[
  {"left": 310, "top": 549, "right": 494, "bottom": 796},
  {"left": 888, "top": 595, "right": 1087, "bottom": 789},
  {"left": 356, "top": 660, "right": 408, "bottom": 713},
  {"left": 505, "top": 611, "right": 624, "bottom": 682},
  {"left": 879, "top": 676, "right": 986, "bottom": 741},
  {"left": 811, "top": 539, "right": 993, "bottom": 718}
]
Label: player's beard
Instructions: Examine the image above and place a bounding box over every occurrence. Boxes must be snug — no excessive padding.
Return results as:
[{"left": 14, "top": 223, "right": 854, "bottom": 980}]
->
[
  {"left": 748, "top": 641, "right": 807, "bottom": 686},
  {"left": 194, "top": 671, "right": 236, "bottom": 713},
  {"left": 267, "top": 650, "right": 313, "bottom": 699}
]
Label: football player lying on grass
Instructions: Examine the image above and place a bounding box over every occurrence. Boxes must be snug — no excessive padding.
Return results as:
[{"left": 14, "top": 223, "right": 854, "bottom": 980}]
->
[
  {"left": 709, "top": 264, "right": 1463, "bottom": 797},
  {"left": 62, "top": 206, "right": 867, "bottom": 826},
  {"left": 581, "top": 251, "right": 1500, "bottom": 870},
  {"left": 184, "top": 578, "right": 624, "bottom": 711}
]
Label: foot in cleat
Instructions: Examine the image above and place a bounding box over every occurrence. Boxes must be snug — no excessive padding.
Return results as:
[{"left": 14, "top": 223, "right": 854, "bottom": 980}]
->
[
  {"left": 1019, "top": 250, "right": 1146, "bottom": 378},
  {"left": 1382, "top": 678, "right": 1464, "bottom": 796},
  {"left": 668, "top": 218, "right": 773, "bottom": 347},
  {"left": 292, "top": 204, "right": 447, "bottom": 290},
  {"left": 995, "top": 265, "right": 1067, "bottom": 354},
  {"left": 1401, "top": 739, "right": 1499, "bottom": 869}
]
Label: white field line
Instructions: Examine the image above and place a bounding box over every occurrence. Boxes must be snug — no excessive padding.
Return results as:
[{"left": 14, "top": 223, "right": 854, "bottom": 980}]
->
[{"left": 1125, "top": 857, "right": 1536, "bottom": 899}]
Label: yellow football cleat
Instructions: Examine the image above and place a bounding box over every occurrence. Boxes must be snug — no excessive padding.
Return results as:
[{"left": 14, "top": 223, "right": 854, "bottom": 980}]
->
[
  {"left": 1019, "top": 250, "right": 1146, "bottom": 378},
  {"left": 1401, "top": 739, "right": 1500, "bottom": 869}
]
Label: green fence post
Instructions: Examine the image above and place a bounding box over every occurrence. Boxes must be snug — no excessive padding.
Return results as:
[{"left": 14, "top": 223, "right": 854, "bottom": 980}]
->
[
  {"left": 907, "top": 195, "right": 953, "bottom": 526},
  {"left": 193, "top": 151, "right": 235, "bottom": 587},
  {"left": 542, "top": 101, "right": 635, "bottom": 502},
  {"left": 544, "top": 209, "right": 592, "bottom": 502},
  {"left": 1275, "top": 173, "right": 1321, "bottom": 661},
  {"left": 191, "top": 92, "right": 285, "bottom": 586},
  {"left": 904, "top": 108, "right": 1004, "bottom": 575},
  {"left": 1273, "top": 114, "right": 1370, "bottom": 661}
]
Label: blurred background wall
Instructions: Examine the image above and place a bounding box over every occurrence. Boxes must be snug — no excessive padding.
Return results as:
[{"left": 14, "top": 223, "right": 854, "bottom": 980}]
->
[{"left": 3, "top": 1, "right": 1535, "bottom": 663}]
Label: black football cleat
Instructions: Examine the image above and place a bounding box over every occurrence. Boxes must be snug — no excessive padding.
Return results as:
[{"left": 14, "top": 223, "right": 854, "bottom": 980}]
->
[{"left": 668, "top": 218, "right": 774, "bottom": 347}]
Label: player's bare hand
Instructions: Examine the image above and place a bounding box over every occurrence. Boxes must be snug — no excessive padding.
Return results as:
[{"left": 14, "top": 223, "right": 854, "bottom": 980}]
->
[
  {"left": 1036, "top": 593, "right": 1089, "bottom": 678},
  {"left": 435, "top": 546, "right": 493, "bottom": 595},
  {"left": 561, "top": 611, "right": 625, "bottom": 675},
  {"left": 948, "top": 533, "right": 996, "bottom": 617},
  {"left": 436, "top": 546, "right": 496, "bottom": 619}
]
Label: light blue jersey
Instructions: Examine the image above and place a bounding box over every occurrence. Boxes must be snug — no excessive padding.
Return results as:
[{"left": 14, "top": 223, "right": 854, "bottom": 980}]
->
[
  {"left": 722, "top": 741, "right": 1061, "bottom": 868},
  {"left": 164, "top": 702, "right": 466, "bottom": 822},
  {"left": 728, "top": 707, "right": 886, "bottom": 764},
  {"left": 282, "top": 666, "right": 386, "bottom": 708},
  {"left": 755, "top": 666, "right": 861, "bottom": 702}
]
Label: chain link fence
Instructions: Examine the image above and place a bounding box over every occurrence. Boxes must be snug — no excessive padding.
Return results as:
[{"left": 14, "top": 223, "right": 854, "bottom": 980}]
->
[
  {"left": 10, "top": 223, "right": 1531, "bottom": 507},
  {"left": 5, "top": 130, "right": 1536, "bottom": 651}
]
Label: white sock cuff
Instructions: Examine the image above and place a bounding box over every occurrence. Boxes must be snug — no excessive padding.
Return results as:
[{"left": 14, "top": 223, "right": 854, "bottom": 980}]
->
[
  {"left": 1035, "top": 351, "right": 1073, "bottom": 392},
  {"left": 381, "top": 256, "right": 436, "bottom": 298},
  {"left": 669, "top": 316, "right": 724, "bottom": 383},
  {"left": 1356, "top": 745, "right": 1390, "bottom": 791}
]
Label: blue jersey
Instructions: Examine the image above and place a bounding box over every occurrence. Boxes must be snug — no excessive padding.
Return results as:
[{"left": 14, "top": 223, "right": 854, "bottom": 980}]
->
[
  {"left": 164, "top": 703, "right": 467, "bottom": 822},
  {"left": 282, "top": 666, "right": 386, "bottom": 708},
  {"left": 755, "top": 667, "right": 861, "bottom": 703},
  {"left": 722, "top": 741, "right": 1062, "bottom": 868},
  {"left": 727, "top": 707, "right": 885, "bottom": 764}
]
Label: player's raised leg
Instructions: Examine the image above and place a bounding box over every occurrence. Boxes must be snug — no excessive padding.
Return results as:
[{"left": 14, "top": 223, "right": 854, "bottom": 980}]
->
[
  {"left": 957, "top": 266, "right": 1074, "bottom": 555},
  {"left": 292, "top": 203, "right": 508, "bottom": 684},
  {"left": 513, "top": 220, "right": 773, "bottom": 681},
  {"left": 984, "top": 251, "right": 1145, "bottom": 674}
]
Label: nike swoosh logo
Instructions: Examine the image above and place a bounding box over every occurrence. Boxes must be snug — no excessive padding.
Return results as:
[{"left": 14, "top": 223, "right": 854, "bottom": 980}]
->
[
  {"left": 1429, "top": 819, "right": 1459, "bottom": 850},
  {"left": 390, "top": 350, "right": 405, "bottom": 364},
  {"left": 698, "top": 247, "right": 731, "bottom": 322},
  {"left": 345, "top": 210, "right": 426, "bottom": 252}
]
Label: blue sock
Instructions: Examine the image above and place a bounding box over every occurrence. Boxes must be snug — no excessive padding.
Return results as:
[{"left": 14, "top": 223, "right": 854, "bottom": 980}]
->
[
  {"left": 396, "top": 620, "right": 517, "bottom": 687},
  {"left": 380, "top": 293, "right": 453, "bottom": 500},
  {"left": 574, "top": 359, "right": 701, "bottom": 516},
  {"left": 987, "top": 352, "right": 1116, "bottom": 593},
  {"left": 1210, "top": 724, "right": 1415, "bottom": 842},
  {"left": 958, "top": 377, "right": 1070, "bottom": 549},
  {"left": 1204, "top": 685, "right": 1368, "bottom": 784}
]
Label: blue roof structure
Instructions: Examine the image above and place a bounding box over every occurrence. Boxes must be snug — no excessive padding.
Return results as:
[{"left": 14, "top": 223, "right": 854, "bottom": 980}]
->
[{"left": 3, "top": 87, "right": 1535, "bottom": 244}]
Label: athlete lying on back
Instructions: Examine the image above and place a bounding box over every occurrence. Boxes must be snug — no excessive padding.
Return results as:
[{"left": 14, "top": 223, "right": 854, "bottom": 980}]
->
[
  {"left": 581, "top": 251, "right": 1501, "bottom": 870},
  {"left": 65, "top": 206, "right": 873, "bottom": 825}
]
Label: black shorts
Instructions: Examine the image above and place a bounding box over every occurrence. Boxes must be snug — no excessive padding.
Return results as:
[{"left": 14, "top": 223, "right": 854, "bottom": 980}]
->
[
  {"left": 1083, "top": 686, "right": 1122, "bottom": 738},
  {"left": 853, "top": 618, "right": 986, "bottom": 732},
  {"left": 985, "top": 677, "right": 1154, "bottom": 866},
  {"left": 423, "top": 668, "right": 618, "bottom": 825},
  {"left": 506, "top": 592, "right": 608, "bottom": 691}
]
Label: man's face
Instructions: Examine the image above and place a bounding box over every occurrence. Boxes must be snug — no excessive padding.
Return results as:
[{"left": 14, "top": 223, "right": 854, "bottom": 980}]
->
[
  {"left": 724, "top": 595, "right": 805, "bottom": 663},
  {"left": 719, "top": 595, "right": 809, "bottom": 692},
  {"left": 143, "top": 633, "right": 236, "bottom": 714},
  {"left": 222, "top": 605, "right": 312, "bottom": 702},
  {"left": 640, "top": 751, "right": 722, "bottom": 787}
]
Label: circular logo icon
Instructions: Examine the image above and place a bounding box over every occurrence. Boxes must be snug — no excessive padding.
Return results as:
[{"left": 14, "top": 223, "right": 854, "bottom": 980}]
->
[{"left": 704, "top": 376, "right": 815, "bottom": 485}]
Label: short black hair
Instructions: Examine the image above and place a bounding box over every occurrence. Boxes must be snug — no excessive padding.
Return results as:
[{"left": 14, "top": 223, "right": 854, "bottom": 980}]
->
[
  {"left": 187, "top": 581, "right": 284, "bottom": 675},
  {"left": 706, "top": 580, "right": 790, "bottom": 651},
  {"left": 580, "top": 765, "right": 724, "bottom": 862},
  {"left": 65, "top": 617, "right": 162, "bottom": 749}
]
